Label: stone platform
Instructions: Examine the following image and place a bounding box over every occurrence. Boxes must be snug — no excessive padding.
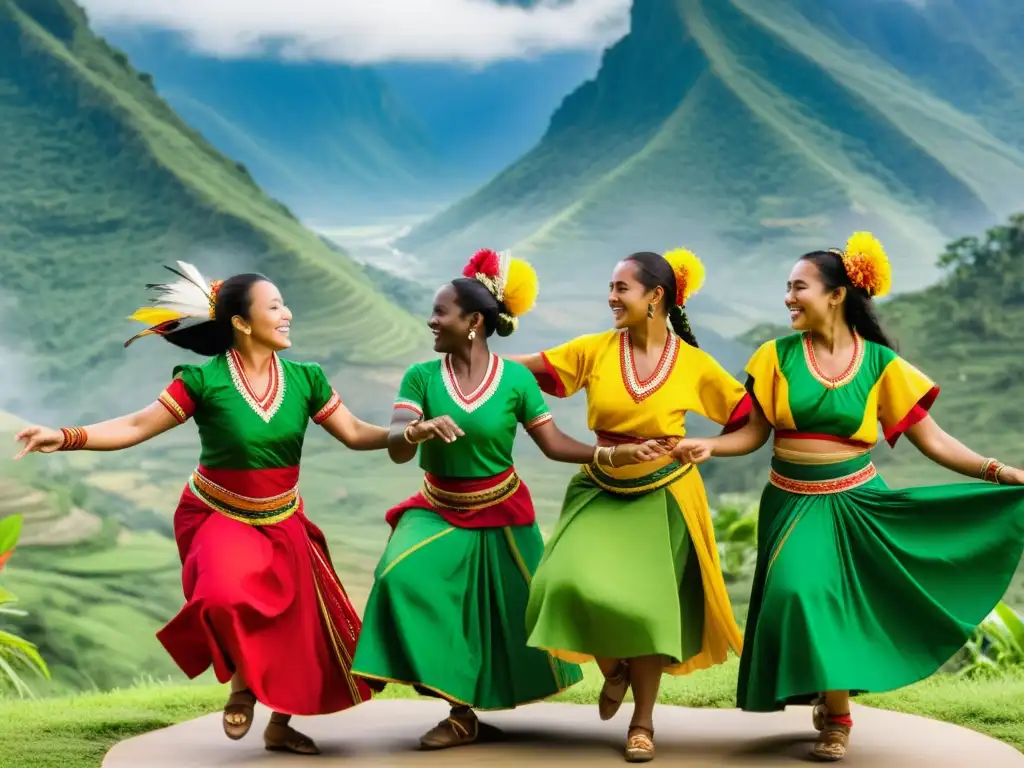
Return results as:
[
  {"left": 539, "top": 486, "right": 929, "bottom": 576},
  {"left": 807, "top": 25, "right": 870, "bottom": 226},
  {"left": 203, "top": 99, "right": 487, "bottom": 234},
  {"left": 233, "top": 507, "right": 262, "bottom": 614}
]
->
[{"left": 102, "top": 699, "right": 1023, "bottom": 766}]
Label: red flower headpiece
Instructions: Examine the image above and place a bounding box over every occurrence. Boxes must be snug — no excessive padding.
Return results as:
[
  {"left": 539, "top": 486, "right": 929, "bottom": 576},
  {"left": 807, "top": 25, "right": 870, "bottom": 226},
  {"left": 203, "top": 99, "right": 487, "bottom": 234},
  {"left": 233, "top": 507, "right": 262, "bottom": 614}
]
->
[{"left": 463, "top": 249, "right": 501, "bottom": 281}]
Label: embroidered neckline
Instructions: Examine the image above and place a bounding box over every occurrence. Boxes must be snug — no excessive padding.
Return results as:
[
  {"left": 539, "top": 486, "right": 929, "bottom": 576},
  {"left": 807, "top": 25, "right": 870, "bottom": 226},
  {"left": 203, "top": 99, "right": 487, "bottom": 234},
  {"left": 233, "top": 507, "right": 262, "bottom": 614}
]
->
[
  {"left": 442, "top": 354, "right": 503, "bottom": 413},
  {"left": 226, "top": 348, "right": 286, "bottom": 422},
  {"left": 802, "top": 333, "right": 863, "bottom": 390},
  {"left": 619, "top": 330, "right": 679, "bottom": 403}
]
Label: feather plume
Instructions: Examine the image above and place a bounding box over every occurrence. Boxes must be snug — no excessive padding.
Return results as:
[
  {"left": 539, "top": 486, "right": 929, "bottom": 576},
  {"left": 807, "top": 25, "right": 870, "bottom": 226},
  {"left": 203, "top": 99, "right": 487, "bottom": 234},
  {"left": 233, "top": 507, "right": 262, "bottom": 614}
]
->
[{"left": 124, "top": 261, "right": 219, "bottom": 347}]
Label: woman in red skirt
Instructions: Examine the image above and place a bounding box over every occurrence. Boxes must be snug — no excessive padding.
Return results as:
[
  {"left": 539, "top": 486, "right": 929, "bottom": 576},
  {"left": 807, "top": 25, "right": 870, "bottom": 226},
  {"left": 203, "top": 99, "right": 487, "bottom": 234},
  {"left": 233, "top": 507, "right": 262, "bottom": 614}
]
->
[{"left": 14, "top": 263, "right": 385, "bottom": 753}]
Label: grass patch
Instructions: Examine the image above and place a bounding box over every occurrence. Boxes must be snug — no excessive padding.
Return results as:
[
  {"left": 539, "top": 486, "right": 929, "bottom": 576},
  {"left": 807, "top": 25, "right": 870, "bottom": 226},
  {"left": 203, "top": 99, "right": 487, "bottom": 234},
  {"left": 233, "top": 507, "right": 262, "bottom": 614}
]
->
[{"left": 1, "top": 661, "right": 1023, "bottom": 767}]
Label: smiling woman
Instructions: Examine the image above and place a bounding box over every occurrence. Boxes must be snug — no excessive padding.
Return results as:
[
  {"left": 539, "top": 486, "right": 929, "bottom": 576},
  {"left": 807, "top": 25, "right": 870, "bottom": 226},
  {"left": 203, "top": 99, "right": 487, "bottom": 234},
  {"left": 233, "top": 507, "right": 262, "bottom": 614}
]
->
[{"left": 12, "top": 262, "right": 392, "bottom": 755}]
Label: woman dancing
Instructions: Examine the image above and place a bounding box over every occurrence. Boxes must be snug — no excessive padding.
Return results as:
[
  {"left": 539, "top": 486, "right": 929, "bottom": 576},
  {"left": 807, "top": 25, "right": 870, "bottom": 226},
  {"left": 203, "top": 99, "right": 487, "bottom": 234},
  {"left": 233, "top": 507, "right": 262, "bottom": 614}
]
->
[
  {"left": 671, "top": 233, "right": 1024, "bottom": 761},
  {"left": 351, "top": 249, "right": 665, "bottom": 750},
  {"left": 14, "top": 264, "right": 384, "bottom": 754},
  {"left": 512, "top": 249, "right": 752, "bottom": 762}
]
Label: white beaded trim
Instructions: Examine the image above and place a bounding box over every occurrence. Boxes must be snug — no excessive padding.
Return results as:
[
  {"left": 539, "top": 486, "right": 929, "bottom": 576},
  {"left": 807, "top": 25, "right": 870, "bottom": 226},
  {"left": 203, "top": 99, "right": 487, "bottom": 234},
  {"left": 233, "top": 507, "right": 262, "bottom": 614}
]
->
[
  {"left": 226, "top": 349, "right": 286, "bottom": 423},
  {"left": 442, "top": 354, "right": 503, "bottom": 414},
  {"left": 620, "top": 330, "right": 679, "bottom": 402}
]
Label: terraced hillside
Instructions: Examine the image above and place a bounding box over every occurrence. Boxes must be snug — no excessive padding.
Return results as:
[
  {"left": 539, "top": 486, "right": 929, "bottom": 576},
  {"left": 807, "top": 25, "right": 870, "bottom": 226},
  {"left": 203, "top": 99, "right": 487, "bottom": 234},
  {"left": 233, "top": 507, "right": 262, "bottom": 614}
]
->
[
  {"left": 398, "top": 0, "right": 1024, "bottom": 327},
  {"left": 0, "top": 0, "right": 427, "bottom": 424}
]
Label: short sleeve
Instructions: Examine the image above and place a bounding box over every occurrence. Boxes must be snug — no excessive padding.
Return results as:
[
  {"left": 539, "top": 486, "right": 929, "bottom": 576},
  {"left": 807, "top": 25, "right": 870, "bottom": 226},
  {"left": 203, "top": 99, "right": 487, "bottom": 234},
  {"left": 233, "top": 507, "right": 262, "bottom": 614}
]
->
[
  {"left": 537, "top": 333, "right": 601, "bottom": 398},
  {"left": 693, "top": 351, "right": 752, "bottom": 433},
  {"left": 394, "top": 364, "right": 427, "bottom": 420},
  {"left": 878, "top": 356, "right": 939, "bottom": 447},
  {"left": 516, "top": 368, "right": 553, "bottom": 431},
  {"left": 743, "top": 341, "right": 780, "bottom": 427},
  {"left": 159, "top": 365, "right": 203, "bottom": 424},
  {"left": 307, "top": 364, "right": 343, "bottom": 425}
]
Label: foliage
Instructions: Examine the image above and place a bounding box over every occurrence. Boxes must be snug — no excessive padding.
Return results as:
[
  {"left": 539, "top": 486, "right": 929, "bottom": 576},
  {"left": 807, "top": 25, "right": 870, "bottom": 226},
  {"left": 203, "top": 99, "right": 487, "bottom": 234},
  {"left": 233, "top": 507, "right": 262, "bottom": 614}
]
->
[
  {"left": 956, "top": 602, "right": 1024, "bottom": 678},
  {"left": 0, "top": 515, "right": 50, "bottom": 697},
  {"left": 711, "top": 496, "right": 759, "bottom": 583}
]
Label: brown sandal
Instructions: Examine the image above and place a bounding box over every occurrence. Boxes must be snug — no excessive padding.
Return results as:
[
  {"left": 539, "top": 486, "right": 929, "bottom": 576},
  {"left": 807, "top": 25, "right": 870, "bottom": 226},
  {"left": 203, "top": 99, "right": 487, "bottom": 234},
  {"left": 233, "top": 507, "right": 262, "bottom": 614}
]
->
[
  {"left": 599, "top": 662, "right": 630, "bottom": 721},
  {"left": 264, "top": 720, "right": 321, "bottom": 755},
  {"left": 811, "top": 722, "right": 850, "bottom": 761},
  {"left": 222, "top": 689, "right": 257, "bottom": 741},
  {"left": 625, "top": 725, "right": 655, "bottom": 763},
  {"left": 419, "top": 710, "right": 479, "bottom": 750}
]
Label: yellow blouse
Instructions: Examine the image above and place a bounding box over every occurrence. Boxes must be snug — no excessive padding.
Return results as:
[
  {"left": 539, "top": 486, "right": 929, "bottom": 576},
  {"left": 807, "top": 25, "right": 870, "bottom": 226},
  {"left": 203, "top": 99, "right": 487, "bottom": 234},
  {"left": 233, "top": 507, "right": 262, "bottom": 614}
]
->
[{"left": 540, "top": 329, "right": 750, "bottom": 437}]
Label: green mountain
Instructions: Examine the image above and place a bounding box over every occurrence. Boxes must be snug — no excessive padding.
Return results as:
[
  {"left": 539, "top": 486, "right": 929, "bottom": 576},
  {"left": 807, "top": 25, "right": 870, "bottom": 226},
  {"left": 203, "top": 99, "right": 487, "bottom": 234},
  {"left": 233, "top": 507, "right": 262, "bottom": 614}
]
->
[
  {"left": 397, "top": 0, "right": 1024, "bottom": 328},
  {"left": 0, "top": 0, "right": 427, "bottom": 424}
]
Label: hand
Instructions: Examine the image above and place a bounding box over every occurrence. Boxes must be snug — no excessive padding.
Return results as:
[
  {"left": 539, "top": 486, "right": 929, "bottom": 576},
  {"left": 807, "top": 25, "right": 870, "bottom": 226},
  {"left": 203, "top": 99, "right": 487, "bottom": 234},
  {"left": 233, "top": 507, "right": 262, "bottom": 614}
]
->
[
  {"left": 613, "top": 440, "right": 669, "bottom": 466},
  {"left": 998, "top": 466, "right": 1024, "bottom": 486},
  {"left": 13, "top": 426, "right": 64, "bottom": 459},
  {"left": 671, "top": 438, "right": 714, "bottom": 465},
  {"left": 408, "top": 416, "right": 464, "bottom": 444}
]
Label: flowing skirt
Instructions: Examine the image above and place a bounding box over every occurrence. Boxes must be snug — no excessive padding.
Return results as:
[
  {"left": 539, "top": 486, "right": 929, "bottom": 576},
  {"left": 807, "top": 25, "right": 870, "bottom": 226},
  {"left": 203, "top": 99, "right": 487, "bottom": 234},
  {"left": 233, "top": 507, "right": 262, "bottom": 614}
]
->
[
  {"left": 352, "top": 508, "right": 583, "bottom": 709},
  {"left": 156, "top": 480, "right": 371, "bottom": 716},
  {"left": 738, "top": 455, "right": 1024, "bottom": 712},
  {"left": 525, "top": 458, "right": 743, "bottom": 674}
]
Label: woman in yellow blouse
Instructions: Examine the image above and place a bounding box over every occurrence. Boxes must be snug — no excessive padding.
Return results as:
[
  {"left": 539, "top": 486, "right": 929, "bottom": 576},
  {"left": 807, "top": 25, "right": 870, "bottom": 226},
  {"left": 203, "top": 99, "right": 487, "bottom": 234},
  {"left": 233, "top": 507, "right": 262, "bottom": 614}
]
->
[
  {"left": 672, "top": 233, "right": 1024, "bottom": 762},
  {"left": 511, "top": 249, "right": 752, "bottom": 762}
]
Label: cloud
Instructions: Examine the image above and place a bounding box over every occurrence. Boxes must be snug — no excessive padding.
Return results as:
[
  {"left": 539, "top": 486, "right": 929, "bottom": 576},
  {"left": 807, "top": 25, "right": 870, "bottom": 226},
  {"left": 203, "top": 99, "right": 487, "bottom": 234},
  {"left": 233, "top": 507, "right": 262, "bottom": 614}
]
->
[{"left": 81, "top": 0, "right": 633, "bottom": 65}]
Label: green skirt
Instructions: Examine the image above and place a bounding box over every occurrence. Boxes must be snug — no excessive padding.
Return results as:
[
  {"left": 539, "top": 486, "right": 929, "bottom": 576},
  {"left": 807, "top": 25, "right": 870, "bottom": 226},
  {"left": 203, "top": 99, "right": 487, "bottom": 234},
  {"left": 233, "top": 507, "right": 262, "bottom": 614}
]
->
[
  {"left": 738, "top": 454, "right": 1024, "bottom": 712},
  {"left": 525, "top": 470, "right": 705, "bottom": 664},
  {"left": 351, "top": 509, "right": 582, "bottom": 710}
]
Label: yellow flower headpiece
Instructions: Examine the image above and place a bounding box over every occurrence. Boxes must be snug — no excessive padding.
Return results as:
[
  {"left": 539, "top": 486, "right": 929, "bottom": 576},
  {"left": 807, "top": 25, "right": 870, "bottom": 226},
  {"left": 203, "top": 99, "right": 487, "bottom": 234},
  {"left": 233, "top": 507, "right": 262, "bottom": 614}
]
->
[
  {"left": 840, "top": 231, "right": 891, "bottom": 299},
  {"left": 462, "top": 249, "right": 539, "bottom": 334},
  {"left": 662, "top": 248, "right": 705, "bottom": 306}
]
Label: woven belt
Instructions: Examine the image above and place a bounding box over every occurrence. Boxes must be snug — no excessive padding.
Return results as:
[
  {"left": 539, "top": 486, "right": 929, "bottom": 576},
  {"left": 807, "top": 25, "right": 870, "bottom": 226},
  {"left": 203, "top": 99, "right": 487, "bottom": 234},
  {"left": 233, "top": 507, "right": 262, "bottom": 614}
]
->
[
  {"left": 582, "top": 460, "right": 693, "bottom": 496},
  {"left": 422, "top": 471, "right": 520, "bottom": 511},
  {"left": 189, "top": 471, "right": 299, "bottom": 525},
  {"left": 768, "top": 463, "right": 877, "bottom": 495}
]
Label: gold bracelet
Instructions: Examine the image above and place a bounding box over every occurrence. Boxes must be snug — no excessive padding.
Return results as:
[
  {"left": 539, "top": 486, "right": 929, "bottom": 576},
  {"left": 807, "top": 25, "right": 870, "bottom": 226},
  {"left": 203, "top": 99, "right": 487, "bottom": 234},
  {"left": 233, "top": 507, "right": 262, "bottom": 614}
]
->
[
  {"left": 403, "top": 421, "right": 427, "bottom": 445},
  {"left": 593, "top": 445, "right": 602, "bottom": 466},
  {"left": 607, "top": 445, "right": 619, "bottom": 468},
  {"left": 981, "top": 458, "right": 1004, "bottom": 484},
  {"left": 59, "top": 427, "right": 88, "bottom": 451}
]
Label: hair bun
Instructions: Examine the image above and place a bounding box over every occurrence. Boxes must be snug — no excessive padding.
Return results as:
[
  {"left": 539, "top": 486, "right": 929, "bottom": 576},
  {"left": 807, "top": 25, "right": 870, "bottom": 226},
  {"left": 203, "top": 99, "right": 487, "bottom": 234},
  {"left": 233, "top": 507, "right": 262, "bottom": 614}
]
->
[{"left": 496, "top": 312, "right": 518, "bottom": 337}]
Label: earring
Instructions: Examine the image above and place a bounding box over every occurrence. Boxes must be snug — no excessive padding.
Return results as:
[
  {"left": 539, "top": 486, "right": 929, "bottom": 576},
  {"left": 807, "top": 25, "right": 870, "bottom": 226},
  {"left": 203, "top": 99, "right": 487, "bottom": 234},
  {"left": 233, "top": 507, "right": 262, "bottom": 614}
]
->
[
  {"left": 468, "top": 329, "right": 477, "bottom": 341},
  {"left": 647, "top": 303, "right": 655, "bottom": 318}
]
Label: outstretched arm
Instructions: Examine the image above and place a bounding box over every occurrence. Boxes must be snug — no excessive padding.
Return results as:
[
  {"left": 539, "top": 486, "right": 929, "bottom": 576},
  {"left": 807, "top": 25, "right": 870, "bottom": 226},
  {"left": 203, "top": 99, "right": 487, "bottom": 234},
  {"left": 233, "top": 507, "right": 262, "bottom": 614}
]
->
[
  {"left": 14, "top": 402, "right": 181, "bottom": 458},
  {"left": 386, "top": 411, "right": 464, "bottom": 465},
  {"left": 318, "top": 403, "right": 389, "bottom": 451},
  {"left": 705, "top": 406, "right": 773, "bottom": 457},
  {"left": 506, "top": 353, "right": 545, "bottom": 375},
  {"left": 905, "top": 415, "right": 1022, "bottom": 482},
  {"left": 526, "top": 420, "right": 667, "bottom": 466}
]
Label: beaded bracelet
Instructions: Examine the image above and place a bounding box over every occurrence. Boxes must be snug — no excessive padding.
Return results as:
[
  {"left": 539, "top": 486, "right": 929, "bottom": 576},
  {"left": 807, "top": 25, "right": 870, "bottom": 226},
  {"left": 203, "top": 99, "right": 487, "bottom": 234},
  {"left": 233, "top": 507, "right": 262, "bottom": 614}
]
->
[{"left": 59, "top": 427, "right": 88, "bottom": 451}]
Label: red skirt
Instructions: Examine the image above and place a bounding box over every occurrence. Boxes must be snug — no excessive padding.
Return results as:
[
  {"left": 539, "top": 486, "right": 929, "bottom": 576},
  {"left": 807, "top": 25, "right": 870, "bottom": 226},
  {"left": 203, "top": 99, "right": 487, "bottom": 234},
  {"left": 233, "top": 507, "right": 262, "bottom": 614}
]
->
[{"left": 156, "top": 465, "right": 372, "bottom": 716}]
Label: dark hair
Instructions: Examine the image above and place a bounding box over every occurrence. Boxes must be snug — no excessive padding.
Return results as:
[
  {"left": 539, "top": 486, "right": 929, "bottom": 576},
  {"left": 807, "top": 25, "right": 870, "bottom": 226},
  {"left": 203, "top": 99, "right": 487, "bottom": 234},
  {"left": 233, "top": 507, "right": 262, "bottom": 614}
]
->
[
  {"left": 798, "top": 251, "right": 895, "bottom": 349},
  {"left": 163, "top": 273, "right": 269, "bottom": 356},
  {"left": 450, "top": 277, "right": 517, "bottom": 338},
  {"left": 623, "top": 252, "right": 699, "bottom": 347}
]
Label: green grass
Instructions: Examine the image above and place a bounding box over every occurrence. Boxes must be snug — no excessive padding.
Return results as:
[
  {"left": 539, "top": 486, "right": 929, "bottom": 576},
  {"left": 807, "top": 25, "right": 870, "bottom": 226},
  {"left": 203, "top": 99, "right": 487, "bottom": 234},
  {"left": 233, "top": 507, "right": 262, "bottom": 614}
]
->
[
  {"left": 0, "top": 0, "right": 427, "bottom": 422},
  {"left": 397, "top": 0, "right": 1024, "bottom": 322},
  {"left": 1, "top": 660, "right": 1023, "bottom": 767}
]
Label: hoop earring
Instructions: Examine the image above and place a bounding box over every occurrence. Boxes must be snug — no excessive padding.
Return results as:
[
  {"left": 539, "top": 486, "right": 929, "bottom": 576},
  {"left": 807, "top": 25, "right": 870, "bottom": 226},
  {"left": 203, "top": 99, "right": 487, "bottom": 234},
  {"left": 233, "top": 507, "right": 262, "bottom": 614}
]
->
[
  {"left": 468, "top": 329, "right": 477, "bottom": 341},
  {"left": 647, "top": 303, "right": 655, "bottom": 319}
]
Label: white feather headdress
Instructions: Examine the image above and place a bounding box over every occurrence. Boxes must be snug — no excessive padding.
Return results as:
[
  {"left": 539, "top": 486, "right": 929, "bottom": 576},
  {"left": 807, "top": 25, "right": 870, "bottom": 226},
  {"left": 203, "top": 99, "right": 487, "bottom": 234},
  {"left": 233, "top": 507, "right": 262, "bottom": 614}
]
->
[{"left": 124, "top": 261, "right": 222, "bottom": 347}]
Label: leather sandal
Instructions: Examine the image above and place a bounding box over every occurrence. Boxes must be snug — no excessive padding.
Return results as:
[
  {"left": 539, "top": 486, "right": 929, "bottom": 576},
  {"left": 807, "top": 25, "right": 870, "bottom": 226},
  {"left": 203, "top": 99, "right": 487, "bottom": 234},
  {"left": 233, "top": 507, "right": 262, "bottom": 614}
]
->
[
  {"left": 625, "top": 725, "right": 655, "bottom": 763},
  {"left": 222, "top": 689, "right": 257, "bottom": 741},
  {"left": 812, "top": 695, "right": 828, "bottom": 731},
  {"left": 599, "top": 662, "right": 630, "bottom": 721},
  {"left": 811, "top": 722, "right": 850, "bottom": 761},
  {"left": 420, "top": 710, "right": 479, "bottom": 750},
  {"left": 264, "top": 720, "right": 321, "bottom": 755}
]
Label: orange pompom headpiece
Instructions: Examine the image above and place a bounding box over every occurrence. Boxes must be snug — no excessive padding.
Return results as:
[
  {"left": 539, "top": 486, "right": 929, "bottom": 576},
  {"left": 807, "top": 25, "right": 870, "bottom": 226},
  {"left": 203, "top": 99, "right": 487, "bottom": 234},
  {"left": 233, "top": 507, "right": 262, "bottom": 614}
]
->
[
  {"left": 838, "top": 232, "right": 891, "bottom": 299},
  {"left": 661, "top": 248, "right": 706, "bottom": 306}
]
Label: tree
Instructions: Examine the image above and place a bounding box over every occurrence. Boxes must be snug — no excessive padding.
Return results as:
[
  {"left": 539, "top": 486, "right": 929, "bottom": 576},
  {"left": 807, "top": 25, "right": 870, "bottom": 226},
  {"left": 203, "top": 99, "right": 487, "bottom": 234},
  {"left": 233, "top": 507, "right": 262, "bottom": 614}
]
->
[{"left": 0, "top": 515, "right": 50, "bottom": 697}]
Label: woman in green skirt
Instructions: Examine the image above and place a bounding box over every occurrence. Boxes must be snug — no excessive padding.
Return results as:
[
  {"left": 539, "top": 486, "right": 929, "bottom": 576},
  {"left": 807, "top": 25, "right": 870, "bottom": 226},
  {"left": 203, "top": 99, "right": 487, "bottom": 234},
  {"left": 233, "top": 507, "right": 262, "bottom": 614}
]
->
[
  {"left": 512, "top": 249, "right": 753, "bottom": 762},
  {"left": 672, "top": 232, "right": 1024, "bottom": 761},
  {"left": 351, "top": 249, "right": 664, "bottom": 750}
]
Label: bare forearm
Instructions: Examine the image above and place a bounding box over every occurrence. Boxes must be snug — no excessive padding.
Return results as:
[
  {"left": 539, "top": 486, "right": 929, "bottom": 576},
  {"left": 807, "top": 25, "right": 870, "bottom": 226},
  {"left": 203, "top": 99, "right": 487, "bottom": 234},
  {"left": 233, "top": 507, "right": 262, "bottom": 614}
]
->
[
  {"left": 533, "top": 428, "right": 595, "bottom": 465},
  {"left": 387, "top": 422, "right": 418, "bottom": 464},
  {"left": 506, "top": 353, "right": 545, "bottom": 375},
  {"left": 74, "top": 410, "right": 172, "bottom": 451},
  {"left": 708, "top": 420, "right": 772, "bottom": 458},
  {"left": 907, "top": 419, "right": 990, "bottom": 479},
  {"left": 342, "top": 420, "right": 389, "bottom": 451}
]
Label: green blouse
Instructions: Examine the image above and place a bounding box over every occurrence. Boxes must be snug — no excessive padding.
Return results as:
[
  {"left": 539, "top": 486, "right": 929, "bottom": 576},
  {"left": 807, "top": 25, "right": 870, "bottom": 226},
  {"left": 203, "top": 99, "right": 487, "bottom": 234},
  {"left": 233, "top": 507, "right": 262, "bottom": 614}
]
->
[{"left": 394, "top": 355, "right": 552, "bottom": 479}]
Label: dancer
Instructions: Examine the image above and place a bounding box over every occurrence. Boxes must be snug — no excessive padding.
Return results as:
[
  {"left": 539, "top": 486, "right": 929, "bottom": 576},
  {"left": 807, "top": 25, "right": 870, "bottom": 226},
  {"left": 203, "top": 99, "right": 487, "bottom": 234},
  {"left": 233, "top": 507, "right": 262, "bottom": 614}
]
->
[
  {"left": 512, "top": 249, "right": 752, "bottom": 763},
  {"left": 351, "top": 249, "right": 666, "bottom": 750},
  {"left": 13, "top": 265, "right": 383, "bottom": 754},
  {"left": 670, "top": 233, "right": 1024, "bottom": 761}
]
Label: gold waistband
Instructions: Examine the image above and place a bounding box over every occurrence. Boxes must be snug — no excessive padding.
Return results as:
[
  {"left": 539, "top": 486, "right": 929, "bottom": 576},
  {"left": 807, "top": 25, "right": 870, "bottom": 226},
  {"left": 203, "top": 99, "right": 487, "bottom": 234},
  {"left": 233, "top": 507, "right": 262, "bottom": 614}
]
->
[
  {"left": 421, "top": 472, "right": 520, "bottom": 511},
  {"left": 768, "top": 463, "right": 877, "bottom": 495},
  {"left": 773, "top": 446, "right": 870, "bottom": 465},
  {"left": 189, "top": 471, "right": 300, "bottom": 526}
]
